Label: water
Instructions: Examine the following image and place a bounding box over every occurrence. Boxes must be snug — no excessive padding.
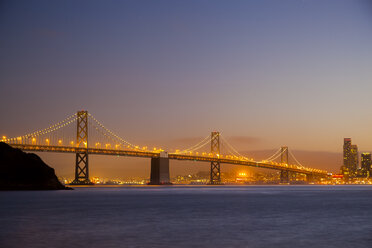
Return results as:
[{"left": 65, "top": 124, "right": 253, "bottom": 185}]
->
[{"left": 1, "top": 185, "right": 372, "bottom": 248}]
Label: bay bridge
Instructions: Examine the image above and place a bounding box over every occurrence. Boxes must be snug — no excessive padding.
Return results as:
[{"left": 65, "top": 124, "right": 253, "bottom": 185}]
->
[{"left": 2, "top": 111, "right": 328, "bottom": 185}]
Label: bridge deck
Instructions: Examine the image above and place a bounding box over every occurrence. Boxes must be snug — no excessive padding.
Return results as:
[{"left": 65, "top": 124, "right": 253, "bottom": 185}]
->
[{"left": 8, "top": 144, "right": 327, "bottom": 177}]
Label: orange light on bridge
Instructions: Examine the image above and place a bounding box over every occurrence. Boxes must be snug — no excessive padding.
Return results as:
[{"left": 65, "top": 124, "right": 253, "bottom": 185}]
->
[
  {"left": 105, "top": 144, "right": 111, "bottom": 149},
  {"left": 45, "top": 139, "right": 50, "bottom": 145},
  {"left": 70, "top": 141, "right": 74, "bottom": 146},
  {"left": 58, "top": 140, "right": 62, "bottom": 146},
  {"left": 32, "top": 138, "right": 36, "bottom": 144},
  {"left": 1, "top": 136, "right": 6, "bottom": 142}
]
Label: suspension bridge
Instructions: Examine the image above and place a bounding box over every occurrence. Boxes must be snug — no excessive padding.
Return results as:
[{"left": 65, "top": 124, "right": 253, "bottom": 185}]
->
[{"left": 1, "top": 111, "right": 328, "bottom": 185}]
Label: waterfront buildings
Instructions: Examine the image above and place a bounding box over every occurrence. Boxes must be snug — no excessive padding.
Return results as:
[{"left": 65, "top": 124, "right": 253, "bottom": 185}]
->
[
  {"left": 341, "top": 138, "right": 372, "bottom": 180},
  {"left": 361, "top": 153, "right": 371, "bottom": 178}
]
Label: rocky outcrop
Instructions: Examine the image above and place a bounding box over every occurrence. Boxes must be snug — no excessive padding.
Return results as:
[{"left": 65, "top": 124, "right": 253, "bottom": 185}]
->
[{"left": 0, "top": 142, "right": 70, "bottom": 190}]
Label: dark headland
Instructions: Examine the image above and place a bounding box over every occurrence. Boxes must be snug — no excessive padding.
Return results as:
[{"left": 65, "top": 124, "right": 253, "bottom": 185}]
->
[{"left": 0, "top": 142, "right": 71, "bottom": 190}]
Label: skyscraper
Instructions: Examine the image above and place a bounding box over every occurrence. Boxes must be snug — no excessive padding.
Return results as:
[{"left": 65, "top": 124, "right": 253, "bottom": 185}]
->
[
  {"left": 351, "top": 145, "right": 359, "bottom": 173},
  {"left": 361, "top": 153, "right": 371, "bottom": 178},
  {"left": 342, "top": 138, "right": 358, "bottom": 178}
]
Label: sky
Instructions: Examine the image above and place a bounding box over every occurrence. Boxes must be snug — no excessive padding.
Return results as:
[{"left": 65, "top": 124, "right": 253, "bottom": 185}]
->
[{"left": 1, "top": 0, "right": 372, "bottom": 177}]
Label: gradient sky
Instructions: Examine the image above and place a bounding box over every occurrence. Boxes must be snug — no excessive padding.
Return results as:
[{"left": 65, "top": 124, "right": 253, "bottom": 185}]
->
[{"left": 1, "top": 0, "right": 372, "bottom": 177}]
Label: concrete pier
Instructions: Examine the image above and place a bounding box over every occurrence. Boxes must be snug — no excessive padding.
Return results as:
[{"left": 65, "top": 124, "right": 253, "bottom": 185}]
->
[
  {"left": 306, "top": 174, "right": 315, "bottom": 183},
  {"left": 280, "top": 170, "right": 290, "bottom": 184},
  {"left": 149, "top": 157, "right": 171, "bottom": 185}
]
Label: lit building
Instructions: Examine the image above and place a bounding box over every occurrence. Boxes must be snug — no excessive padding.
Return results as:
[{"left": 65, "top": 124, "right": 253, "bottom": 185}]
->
[
  {"left": 342, "top": 138, "right": 358, "bottom": 178},
  {"left": 236, "top": 172, "right": 249, "bottom": 183},
  {"left": 351, "top": 145, "right": 359, "bottom": 174},
  {"left": 361, "top": 153, "right": 371, "bottom": 178}
]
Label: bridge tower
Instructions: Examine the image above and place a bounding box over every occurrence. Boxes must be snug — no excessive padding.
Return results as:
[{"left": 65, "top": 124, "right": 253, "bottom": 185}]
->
[
  {"left": 71, "top": 111, "right": 92, "bottom": 185},
  {"left": 280, "top": 146, "right": 290, "bottom": 184},
  {"left": 209, "top": 131, "right": 222, "bottom": 184}
]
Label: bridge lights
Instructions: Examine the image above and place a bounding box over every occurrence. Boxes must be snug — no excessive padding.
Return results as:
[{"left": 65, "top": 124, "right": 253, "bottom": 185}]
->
[
  {"left": 105, "top": 143, "right": 111, "bottom": 149},
  {"left": 32, "top": 137, "right": 36, "bottom": 145},
  {"left": 45, "top": 138, "right": 50, "bottom": 146},
  {"left": 1, "top": 136, "right": 6, "bottom": 142},
  {"left": 115, "top": 144, "right": 120, "bottom": 149},
  {"left": 70, "top": 141, "right": 74, "bottom": 147},
  {"left": 58, "top": 140, "right": 62, "bottom": 146}
]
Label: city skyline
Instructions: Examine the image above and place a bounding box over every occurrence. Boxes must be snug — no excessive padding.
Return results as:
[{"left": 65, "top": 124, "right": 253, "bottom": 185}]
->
[{"left": 1, "top": 0, "right": 372, "bottom": 178}]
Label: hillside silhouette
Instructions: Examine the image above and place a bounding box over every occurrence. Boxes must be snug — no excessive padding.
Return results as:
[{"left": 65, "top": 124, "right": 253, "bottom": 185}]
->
[{"left": 0, "top": 142, "right": 70, "bottom": 190}]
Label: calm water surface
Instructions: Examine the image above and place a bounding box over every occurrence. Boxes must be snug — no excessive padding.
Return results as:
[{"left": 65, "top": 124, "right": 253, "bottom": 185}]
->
[{"left": 1, "top": 185, "right": 372, "bottom": 248}]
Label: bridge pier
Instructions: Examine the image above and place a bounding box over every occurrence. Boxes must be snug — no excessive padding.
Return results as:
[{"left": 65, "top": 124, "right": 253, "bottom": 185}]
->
[
  {"left": 149, "top": 156, "right": 171, "bottom": 185},
  {"left": 306, "top": 174, "right": 313, "bottom": 183},
  {"left": 280, "top": 170, "right": 290, "bottom": 184}
]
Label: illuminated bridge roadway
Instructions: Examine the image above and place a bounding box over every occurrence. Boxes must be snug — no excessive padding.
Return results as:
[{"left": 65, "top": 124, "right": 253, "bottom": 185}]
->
[{"left": 3, "top": 111, "right": 328, "bottom": 185}]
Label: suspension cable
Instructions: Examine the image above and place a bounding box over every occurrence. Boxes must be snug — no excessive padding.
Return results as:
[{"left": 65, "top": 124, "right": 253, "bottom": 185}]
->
[
  {"left": 88, "top": 113, "right": 144, "bottom": 150},
  {"left": 7, "top": 113, "right": 77, "bottom": 142},
  {"left": 177, "top": 134, "right": 211, "bottom": 154},
  {"left": 288, "top": 149, "right": 305, "bottom": 168},
  {"left": 264, "top": 147, "right": 282, "bottom": 161},
  {"left": 219, "top": 135, "right": 250, "bottom": 160}
]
